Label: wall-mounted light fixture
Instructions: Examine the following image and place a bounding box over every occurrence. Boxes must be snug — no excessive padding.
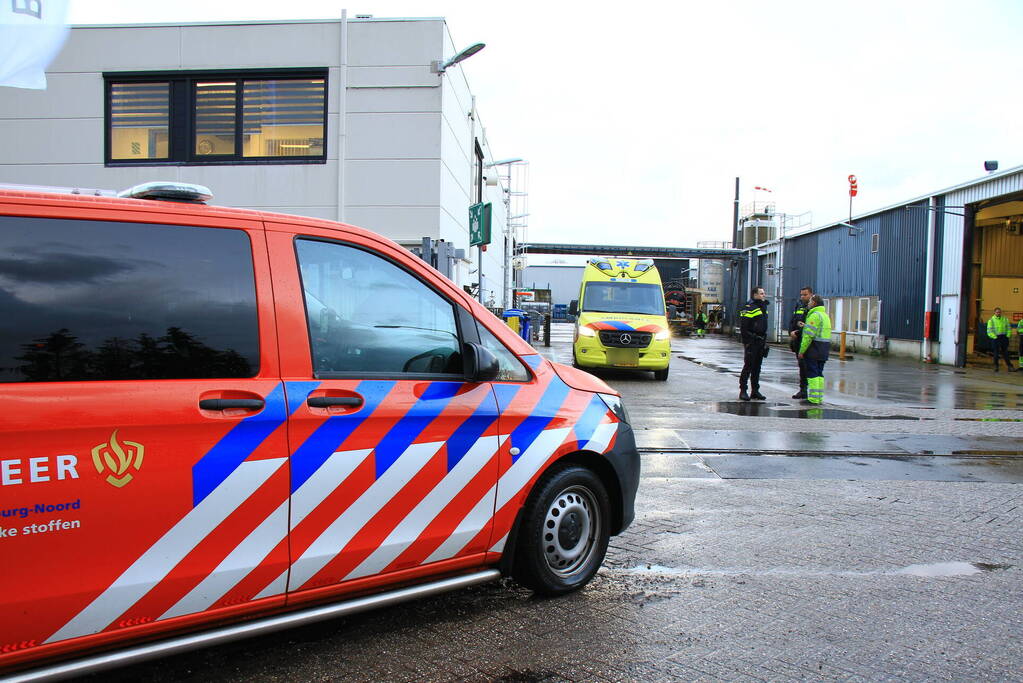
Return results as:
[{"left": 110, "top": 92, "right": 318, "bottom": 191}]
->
[
  {"left": 838, "top": 221, "right": 862, "bottom": 236},
  {"left": 432, "top": 43, "right": 486, "bottom": 73}
]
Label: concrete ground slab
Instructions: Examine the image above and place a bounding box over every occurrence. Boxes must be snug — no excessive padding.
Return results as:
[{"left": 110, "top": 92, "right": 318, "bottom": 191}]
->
[{"left": 86, "top": 454, "right": 1023, "bottom": 683}]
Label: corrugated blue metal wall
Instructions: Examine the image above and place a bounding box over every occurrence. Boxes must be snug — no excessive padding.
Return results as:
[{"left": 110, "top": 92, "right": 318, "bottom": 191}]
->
[
  {"left": 783, "top": 232, "right": 818, "bottom": 314},
  {"left": 780, "top": 200, "right": 927, "bottom": 340},
  {"left": 725, "top": 254, "right": 750, "bottom": 326},
  {"left": 815, "top": 223, "right": 879, "bottom": 297},
  {"left": 877, "top": 200, "right": 929, "bottom": 339}
]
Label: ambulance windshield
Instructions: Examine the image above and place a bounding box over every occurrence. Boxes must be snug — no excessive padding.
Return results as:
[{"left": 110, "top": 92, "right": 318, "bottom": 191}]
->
[{"left": 582, "top": 282, "right": 664, "bottom": 316}]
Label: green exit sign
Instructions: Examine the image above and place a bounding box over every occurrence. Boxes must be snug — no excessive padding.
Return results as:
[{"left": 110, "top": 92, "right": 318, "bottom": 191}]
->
[{"left": 469, "top": 201, "right": 492, "bottom": 246}]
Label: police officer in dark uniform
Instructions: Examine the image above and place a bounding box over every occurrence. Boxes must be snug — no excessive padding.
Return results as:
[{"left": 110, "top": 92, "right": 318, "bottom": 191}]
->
[
  {"left": 788, "top": 285, "right": 813, "bottom": 399},
  {"left": 739, "top": 286, "right": 768, "bottom": 401}
]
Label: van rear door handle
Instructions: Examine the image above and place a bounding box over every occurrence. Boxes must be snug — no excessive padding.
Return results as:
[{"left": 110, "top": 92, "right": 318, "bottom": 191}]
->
[
  {"left": 307, "top": 396, "right": 363, "bottom": 408},
  {"left": 199, "top": 398, "right": 265, "bottom": 411}
]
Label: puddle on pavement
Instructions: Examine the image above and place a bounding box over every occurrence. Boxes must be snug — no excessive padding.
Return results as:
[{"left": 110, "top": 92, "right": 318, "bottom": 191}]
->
[
  {"left": 677, "top": 355, "right": 732, "bottom": 373},
  {"left": 712, "top": 402, "right": 922, "bottom": 420},
  {"left": 896, "top": 561, "right": 1012, "bottom": 577},
  {"left": 620, "top": 562, "right": 1013, "bottom": 578}
]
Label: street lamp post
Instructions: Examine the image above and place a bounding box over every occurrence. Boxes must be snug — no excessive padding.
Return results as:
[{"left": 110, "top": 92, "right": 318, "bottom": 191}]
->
[
  {"left": 486, "top": 158, "right": 525, "bottom": 309},
  {"left": 432, "top": 42, "right": 488, "bottom": 303}
]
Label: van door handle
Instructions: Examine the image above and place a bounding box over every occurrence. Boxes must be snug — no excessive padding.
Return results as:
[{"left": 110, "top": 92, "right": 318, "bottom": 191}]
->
[
  {"left": 307, "top": 396, "right": 364, "bottom": 408},
  {"left": 199, "top": 398, "right": 265, "bottom": 411}
]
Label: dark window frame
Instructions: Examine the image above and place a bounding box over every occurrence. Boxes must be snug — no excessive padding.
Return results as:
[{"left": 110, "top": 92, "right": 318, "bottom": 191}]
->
[
  {"left": 293, "top": 236, "right": 479, "bottom": 381},
  {"left": 104, "top": 68, "right": 328, "bottom": 167}
]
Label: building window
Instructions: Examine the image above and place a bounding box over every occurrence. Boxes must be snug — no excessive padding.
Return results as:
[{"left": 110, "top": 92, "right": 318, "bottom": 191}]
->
[
  {"left": 105, "top": 69, "right": 327, "bottom": 165},
  {"left": 871, "top": 233, "right": 880, "bottom": 253},
  {"left": 857, "top": 297, "right": 870, "bottom": 332}
]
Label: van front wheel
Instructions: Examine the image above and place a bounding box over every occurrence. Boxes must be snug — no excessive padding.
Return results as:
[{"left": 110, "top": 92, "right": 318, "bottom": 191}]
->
[
  {"left": 512, "top": 465, "right": 610, "bottom": 595},
  {"left": 654, "top": 367, "right": 669, "bottom": 381}
]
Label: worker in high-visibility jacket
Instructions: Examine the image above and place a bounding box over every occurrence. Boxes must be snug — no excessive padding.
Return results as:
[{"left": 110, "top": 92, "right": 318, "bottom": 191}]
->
[
  {"left": 798, "top": 294, "right": 832, "bottom": 404},
  {"left": 987, "top": 307, "right": 1015, "bottom": 372},
  {"left": 1018, "top": 322, "right": 1022, "bottom": 371},
  {"left": 695, "top": 310, "right": 708, "bottom": 337}
]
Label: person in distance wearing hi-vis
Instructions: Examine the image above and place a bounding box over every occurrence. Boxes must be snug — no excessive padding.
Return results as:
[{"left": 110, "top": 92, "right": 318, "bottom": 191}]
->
[
  {"left": 798, "top": 294, "right": 832, "bottom": 404},
  {"left": 988, "top": 307, "right": 1015, "bottom": 372}
]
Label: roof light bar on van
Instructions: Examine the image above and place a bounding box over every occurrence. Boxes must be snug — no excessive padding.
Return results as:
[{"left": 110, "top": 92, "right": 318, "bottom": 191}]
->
[
  {"left": 588, "top": 257, "right": 613, "bottom": 271},
  {"left": 118, "top": 182, "right": 213, "bottom": 204}
]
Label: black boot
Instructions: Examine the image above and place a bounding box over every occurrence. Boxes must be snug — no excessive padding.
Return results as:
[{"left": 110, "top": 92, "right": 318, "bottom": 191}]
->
[
  {"left": 739, "top": 388, "right": 750, "bottom": 401},
  {"left": 751, "top": 390, "right": 766, "bottom": 401},
  {"left": 791, "top": 390, "right": 807, "bottom": 399}
]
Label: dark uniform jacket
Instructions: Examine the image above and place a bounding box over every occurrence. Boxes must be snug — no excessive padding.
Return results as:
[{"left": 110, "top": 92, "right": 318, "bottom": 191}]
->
[
  {"left": 788, "top": 301, "right": 807, "bottom": 352},
  {"left": 739, "top": 299, "right": 768, "bottom": 346}
]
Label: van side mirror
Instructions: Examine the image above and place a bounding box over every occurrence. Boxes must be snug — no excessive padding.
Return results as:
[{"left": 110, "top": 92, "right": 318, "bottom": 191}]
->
[
  {"left": 463, "top": 342, "right": 500, "bottom": 382},
  {"left": 569, "top": 300, "right": 578, "bottom": 316}
]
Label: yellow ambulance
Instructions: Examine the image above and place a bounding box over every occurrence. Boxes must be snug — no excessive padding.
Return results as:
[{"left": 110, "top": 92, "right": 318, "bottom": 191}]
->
[{"left": 571, "top": 258, "right": 671, "bottom": 380}]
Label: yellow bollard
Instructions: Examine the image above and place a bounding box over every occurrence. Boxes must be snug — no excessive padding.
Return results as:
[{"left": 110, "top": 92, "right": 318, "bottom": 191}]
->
[{"left": 839, "top": 331, "right": 847, "bottom": 360}]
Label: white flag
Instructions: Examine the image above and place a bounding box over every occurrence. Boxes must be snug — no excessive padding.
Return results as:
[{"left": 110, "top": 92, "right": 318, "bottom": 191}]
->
[{"left": 0, "top": 0, "right": 70, "bottom": 90}]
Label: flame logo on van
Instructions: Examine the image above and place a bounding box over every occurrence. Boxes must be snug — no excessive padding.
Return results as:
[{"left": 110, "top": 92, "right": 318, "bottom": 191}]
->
[{"left": 92, "top": 430, "right": 145, "bottom": 488}]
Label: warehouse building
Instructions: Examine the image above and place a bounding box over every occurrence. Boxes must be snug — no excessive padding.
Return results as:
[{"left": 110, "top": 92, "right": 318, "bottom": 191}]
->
[
  {"left": 736, "top": 165, "right": 1023, "bottom": 366},
  {"left": 0, "top": 15, "right": 516, "bottom": 306}
]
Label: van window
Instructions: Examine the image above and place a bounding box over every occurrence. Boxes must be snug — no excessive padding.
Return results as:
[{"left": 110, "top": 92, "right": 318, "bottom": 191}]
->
[
  {"left": 476, "top": 323, "right": 530, "bottom": 382},
  {"left": 0, "top": 216, "right": 259, "bottom": 382},
  {"left": 296, "top": 239, "right": 462, "bottom": 376}
]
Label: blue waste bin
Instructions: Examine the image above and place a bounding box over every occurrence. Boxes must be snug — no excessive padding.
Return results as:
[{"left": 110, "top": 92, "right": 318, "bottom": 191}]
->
[{"left": 502, "top": 308, "right": 531, "bottom": 341}]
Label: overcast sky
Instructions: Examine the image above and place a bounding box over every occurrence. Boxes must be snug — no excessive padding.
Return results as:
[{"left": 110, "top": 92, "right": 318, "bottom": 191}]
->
[{"left": 69, "top": 1, "right": 1023, "bottom": 249}]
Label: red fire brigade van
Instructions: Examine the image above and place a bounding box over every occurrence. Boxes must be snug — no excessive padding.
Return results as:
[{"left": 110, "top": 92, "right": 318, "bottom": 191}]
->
[{"left": 0, "top": 183, "right": 639, "bottom": 679}]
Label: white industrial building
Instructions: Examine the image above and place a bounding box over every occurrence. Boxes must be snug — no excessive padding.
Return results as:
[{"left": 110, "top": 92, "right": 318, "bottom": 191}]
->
[{"left": 0, "top": 14, "right": 520, "bottom": 307}]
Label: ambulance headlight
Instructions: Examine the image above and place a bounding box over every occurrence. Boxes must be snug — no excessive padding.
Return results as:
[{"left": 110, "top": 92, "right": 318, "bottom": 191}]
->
[
  {"left": 598, "top": 393, "right": 630, "bottom": 425},
  {"left": 578, "top": 326, "right": 596, "bottom": 337},
  {"left": 654, "top": 330, "right": 670, "bottom": 341}
]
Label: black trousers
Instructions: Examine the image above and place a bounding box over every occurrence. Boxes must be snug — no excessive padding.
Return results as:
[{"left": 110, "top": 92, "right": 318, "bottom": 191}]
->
[
  {"left": 992, "top": 335, "right": 1010, "bottom": 369},
  {"left": 789, "top": 336, "right": 807, "bottom": 391},
  {"left": 740, "top": 343, "right": 764, "bottom": 391}
]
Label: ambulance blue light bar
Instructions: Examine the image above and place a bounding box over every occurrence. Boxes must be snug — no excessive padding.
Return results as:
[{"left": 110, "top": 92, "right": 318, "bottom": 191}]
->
[{"left": 118, "top": 182, "right": 213, "bottom": 204}]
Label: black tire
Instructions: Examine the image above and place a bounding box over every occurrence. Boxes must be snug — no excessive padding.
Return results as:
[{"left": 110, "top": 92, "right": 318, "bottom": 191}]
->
[
  {"left": 653, "top": 367, "right": 669, "bottom": 381},
  {"left": 512, "top": 465, "right": 611, "bottom": 595}
]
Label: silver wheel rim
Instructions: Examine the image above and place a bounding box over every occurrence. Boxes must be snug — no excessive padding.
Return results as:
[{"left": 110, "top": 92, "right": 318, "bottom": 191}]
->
[{"left": 542, "top": 485, "right": 600, "bottom": 577}]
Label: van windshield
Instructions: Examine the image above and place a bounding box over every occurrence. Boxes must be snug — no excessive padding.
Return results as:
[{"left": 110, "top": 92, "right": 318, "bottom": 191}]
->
[{"left": 582, "top": 282, "right": 664, "bottom": 316}]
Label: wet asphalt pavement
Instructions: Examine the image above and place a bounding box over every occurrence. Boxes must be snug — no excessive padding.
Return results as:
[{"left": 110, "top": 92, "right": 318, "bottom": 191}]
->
[
  {"left": 539, "top": 324, "right": 1023, "bottom": 483},
  {"left": 69, "top": 325, "right": 1022, "bottom": 682}
]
